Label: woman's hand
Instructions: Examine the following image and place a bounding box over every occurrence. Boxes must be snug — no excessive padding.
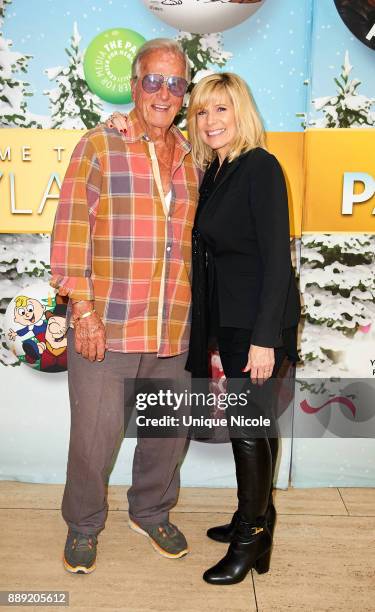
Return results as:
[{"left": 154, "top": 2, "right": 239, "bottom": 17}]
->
[
  {"left": 105, "top": 112, "right": 128, "bottom": 133},
  {"left": 242, "top": 344, "right": 275, "bottom": 385}
]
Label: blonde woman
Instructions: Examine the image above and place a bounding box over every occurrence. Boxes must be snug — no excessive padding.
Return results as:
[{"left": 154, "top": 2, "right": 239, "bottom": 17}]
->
[
  {"left": 106, "top": 72, "right": 300, "bottom": 585},
  {"left": 185, "top": 72, "right": 300, "bottom": 585}
]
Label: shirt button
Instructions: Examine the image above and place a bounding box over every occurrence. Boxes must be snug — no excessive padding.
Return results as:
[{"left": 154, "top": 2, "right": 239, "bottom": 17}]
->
[
  {"left": 168, "top": 216, "right": 171, "bottom": 221},
  {"left": 166, "top": 246, "right": 171, "bottom": 252}
]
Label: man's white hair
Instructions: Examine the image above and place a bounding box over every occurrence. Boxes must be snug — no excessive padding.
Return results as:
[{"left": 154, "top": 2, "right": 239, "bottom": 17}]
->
[{"left": 131, "top": 38, "right": 191, "bottom": 82}]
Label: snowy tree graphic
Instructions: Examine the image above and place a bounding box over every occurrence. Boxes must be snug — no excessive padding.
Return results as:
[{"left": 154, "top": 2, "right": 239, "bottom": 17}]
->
[
  {"left": 175, "top": 31, "right": 232, "bottom": 128},
  {"left": 0, "top": 0, "right": 11, "bottom": 22},
  {"left": 44, "top": 22, "right": 103, "bottom": 129},
  {"left": 309, "top": 51, "right": 375, "bottom": 128},
  {"left": 297, "top": 51, "right": 375, "bottom": 375},
  {"left": 0, "top": 0, "right": 40, "bottom": 127},
  {"left": 299, "top": 234, "right": 375, "bottom": 375}
]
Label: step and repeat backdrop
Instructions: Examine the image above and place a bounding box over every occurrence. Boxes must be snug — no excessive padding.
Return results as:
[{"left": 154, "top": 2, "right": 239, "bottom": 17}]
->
[{"left": 0, "top": 0, "right": 374, "bottom": 487}]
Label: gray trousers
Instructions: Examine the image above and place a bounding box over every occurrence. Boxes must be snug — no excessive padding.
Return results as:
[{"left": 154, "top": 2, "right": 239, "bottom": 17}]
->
[{"left": 62, "top": 329, "right": 191, "bottom": 536}]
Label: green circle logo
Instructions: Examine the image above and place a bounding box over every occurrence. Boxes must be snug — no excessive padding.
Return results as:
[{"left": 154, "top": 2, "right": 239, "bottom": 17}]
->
[{"left": 84, "top": 28, "right": 146, "bottom": 104}]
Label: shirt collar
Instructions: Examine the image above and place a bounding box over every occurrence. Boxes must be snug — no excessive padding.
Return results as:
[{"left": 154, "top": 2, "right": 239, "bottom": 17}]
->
[{"left": 124, "top": 108, "right": 191, "bottom": 154}]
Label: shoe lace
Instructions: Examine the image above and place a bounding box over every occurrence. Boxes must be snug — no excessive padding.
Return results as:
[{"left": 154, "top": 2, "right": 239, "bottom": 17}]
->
[
  {"left": 71, "top": 533, "right": 96, "bottom": 551},
  {"left": 157, "top": 522, "right": 177, "bottom": 539}
]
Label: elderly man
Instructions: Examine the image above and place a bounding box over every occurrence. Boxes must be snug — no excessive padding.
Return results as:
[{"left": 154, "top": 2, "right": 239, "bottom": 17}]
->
[{"left": 50, "top": 38, "right": 199, "bottom": 574}]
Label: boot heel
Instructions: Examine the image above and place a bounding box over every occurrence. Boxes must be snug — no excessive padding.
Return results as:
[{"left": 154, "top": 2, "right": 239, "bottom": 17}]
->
[{"left": 254, "top": 548, "right": 271, "bottom": 574}]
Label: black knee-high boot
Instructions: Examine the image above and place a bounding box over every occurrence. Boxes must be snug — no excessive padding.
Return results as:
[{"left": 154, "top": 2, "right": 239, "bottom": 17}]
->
[
  {"left": 268, "top": 436, "right": 279, "bottom": 498},
  {"left": 267, "top": 435, "right": 279, "bottom": 535},
  {"left": 232, "top": 437, "right": 272, "bottom": 522},
  {"left": 203, "top": 438, "right": 273, "bottom": 585},
  {"left": 204, "top": 331, "right": 284, "bottom": 583},
  {"left": 206, "top": 434, "right": 279, "bottom": 544}
]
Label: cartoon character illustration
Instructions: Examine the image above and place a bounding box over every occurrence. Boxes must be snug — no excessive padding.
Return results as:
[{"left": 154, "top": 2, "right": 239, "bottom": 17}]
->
[
  {"left": 26, "top": 304, "right": 68, "bottom": 373},
  {"left": 7, "top": 295, "right": 47, "bottom": 360}
]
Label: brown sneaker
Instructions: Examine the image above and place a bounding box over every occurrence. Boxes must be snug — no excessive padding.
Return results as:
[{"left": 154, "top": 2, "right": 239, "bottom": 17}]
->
[
  {"left": 129, "top": 519, "right": 188, "bottom": 559},
  {"left": 63, "top": 531, "right": 97, "bottom": 574}
]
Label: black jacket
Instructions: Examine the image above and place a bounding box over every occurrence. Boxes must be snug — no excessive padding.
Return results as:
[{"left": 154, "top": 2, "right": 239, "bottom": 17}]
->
[{"left": 186, "top": 147, "right": 301, "bottom": 378}]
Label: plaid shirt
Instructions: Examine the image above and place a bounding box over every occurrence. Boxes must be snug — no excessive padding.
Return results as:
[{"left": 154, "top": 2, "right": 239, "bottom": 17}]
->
[{"left": 50, "top": 109, "right": 199, "bottom": 356}]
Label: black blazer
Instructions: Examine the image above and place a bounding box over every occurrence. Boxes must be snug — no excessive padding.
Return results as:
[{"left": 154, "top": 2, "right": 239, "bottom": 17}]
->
[
  {"left": 186, "top": 147, "right": 300, "bottom": 377},
  {"left": 196, "top": 147, "right": 300, "bottom": 346}
]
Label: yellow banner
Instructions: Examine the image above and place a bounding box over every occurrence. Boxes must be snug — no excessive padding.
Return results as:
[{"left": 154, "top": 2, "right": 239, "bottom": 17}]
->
[
  {"left": 0, "top": 130, "right": 76, "bottom": 233},
  {"left": 0, "top": 129, "right": 304, "bottom": 236},
  {"left": 303, "top": 129, "right": 375, "bottom": 233},
  {"left": 266, "top": 132, "right": 304, "bottom": 238},
  {"left": 3, "top": 129, "right": 373, "bottom": 236}
]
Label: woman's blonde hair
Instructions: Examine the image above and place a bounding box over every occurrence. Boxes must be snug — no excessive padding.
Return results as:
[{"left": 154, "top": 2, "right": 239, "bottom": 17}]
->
[{"left": 187, "top": 72, "right": 266, "bottom": 169}]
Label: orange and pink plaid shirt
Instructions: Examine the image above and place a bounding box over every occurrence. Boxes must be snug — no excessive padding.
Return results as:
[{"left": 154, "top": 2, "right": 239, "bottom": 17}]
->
[{"left": 50, "top": 109, "right": 199, "bottom": 356}]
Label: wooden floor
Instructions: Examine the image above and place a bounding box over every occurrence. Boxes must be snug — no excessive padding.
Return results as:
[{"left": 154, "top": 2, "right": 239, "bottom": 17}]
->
[{"left": 0, "top": 483, "right": 374, "bottom": 612}]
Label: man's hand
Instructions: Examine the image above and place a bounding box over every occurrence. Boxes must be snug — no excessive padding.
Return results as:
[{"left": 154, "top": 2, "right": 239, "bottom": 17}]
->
[
  {"left": 242, "top": 345, "right": 275, "bottom": 385},
  {"left": 72, "top": 301, "right": 106, "bottom": 362},
  {"left": 57, "top": 286, "right": 70, "bottom": 297}
]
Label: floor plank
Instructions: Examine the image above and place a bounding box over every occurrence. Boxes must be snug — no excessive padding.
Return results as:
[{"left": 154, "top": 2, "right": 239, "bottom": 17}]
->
[
  {"left": 0, "top": 509, "right": 257, "bottom": 612},
  {"left": 272, "top": 487, "right": 347, "bottom": 516},
  {"left": 0, "top": 481, "right": 64, "bottom": 509},
  {"left": 252, "top": 514, "right": 375, "bottom": 612},
  {"left": 109, "top": 484, "right": 238, "bottom": 514},
  {"left": 1, "top": 484, "right": 374, "bottom": 611},
  {"left": 0, "top": 482, "right": 348, "bottom": 517},
  {"left": 338, "top": 488, "right": 375, "bottom": 516}
]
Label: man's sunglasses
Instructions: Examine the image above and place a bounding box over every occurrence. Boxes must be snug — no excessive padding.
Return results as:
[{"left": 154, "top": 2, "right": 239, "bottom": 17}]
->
[{"left": 140, "top": 73, "right": 189, "bottom": 97}]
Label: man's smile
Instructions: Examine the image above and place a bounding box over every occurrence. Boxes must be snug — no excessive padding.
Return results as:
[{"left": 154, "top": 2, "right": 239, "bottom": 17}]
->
[{"left": 151, "top": 104, "right": 171, "bottom": 112}]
